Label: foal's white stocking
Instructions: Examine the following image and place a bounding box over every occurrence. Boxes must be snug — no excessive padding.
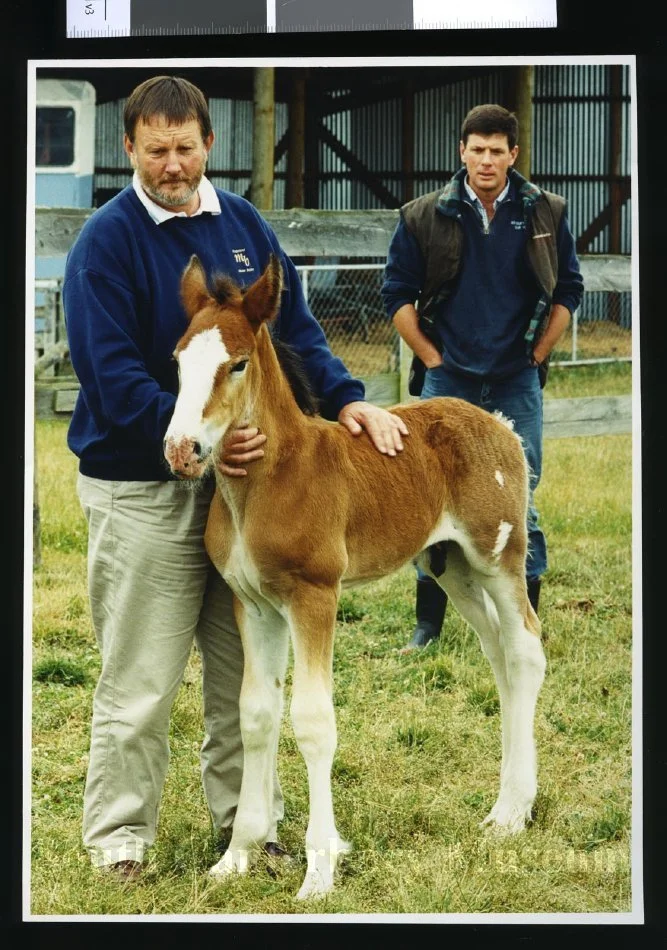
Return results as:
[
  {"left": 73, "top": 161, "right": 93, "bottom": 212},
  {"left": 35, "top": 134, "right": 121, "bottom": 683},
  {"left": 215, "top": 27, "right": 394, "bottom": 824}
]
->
[{"left": 210, "top": 602, "right": 289, "bottom": 877}]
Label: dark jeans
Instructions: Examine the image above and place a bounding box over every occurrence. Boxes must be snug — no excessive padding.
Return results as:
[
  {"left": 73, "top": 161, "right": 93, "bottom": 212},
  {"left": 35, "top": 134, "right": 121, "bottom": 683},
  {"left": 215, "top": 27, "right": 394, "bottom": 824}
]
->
[{"left": 420, "top": 363, "right": 546, "bottom": 581}]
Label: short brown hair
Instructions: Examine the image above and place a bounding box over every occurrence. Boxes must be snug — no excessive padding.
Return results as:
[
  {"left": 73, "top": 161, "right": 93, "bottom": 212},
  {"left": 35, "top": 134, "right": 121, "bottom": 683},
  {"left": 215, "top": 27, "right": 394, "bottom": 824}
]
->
[
  {"left": 124, "top": 76, "right": 213, "bottom": 142},
  {"left": 461, "top": 104, "right": 519, "bottom": 150}
]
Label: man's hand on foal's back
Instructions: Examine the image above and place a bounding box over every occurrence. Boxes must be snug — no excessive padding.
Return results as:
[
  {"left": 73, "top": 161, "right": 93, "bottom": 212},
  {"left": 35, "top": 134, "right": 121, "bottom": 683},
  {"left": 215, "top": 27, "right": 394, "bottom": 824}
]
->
[{"left": 338, "top": 401, "right": 409, "bottom": 457}]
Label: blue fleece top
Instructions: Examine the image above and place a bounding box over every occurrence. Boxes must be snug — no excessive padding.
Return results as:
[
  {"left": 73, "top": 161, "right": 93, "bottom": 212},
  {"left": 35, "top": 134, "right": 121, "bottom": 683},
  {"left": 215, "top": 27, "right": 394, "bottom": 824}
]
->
[
  {"left": 440, "top": 189, "right": 539, "bottom": 377},
  {"left": 382, "top": 173, "right": 583, "bottom": 379},
  {"left": 63, "top": 185, "right": 365, "bottom": 481}
]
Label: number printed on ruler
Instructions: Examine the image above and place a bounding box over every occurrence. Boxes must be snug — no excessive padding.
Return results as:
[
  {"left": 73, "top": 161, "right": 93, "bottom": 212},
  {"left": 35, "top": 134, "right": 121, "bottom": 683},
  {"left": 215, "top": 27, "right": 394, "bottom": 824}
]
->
[
  {"left": 66, "top": 0, "right": 131, "bottom": 36},
  {"left": 65, "top": 0, "right": 557, "bottom": 35}
]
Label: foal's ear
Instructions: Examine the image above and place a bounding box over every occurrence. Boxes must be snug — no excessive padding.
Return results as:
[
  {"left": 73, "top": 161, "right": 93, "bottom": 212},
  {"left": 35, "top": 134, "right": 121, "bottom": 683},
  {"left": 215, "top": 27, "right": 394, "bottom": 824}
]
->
[
  {"left": 242, "top": 254, "right": 283, "bottom": 332},
  {"left": 180, "top": 255, "right": 211, "bottom": 321}
]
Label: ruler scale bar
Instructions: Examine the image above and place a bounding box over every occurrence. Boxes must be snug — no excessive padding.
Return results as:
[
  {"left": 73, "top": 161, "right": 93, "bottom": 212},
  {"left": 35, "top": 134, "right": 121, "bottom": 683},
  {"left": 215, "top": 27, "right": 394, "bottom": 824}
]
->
[{"left": 66, "top": 0, "right": 557, "bottom": 37}]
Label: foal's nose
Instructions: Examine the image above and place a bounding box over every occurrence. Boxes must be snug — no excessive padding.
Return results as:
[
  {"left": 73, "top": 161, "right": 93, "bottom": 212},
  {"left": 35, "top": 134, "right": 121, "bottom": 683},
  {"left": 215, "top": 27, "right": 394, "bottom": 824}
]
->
[{"left": 163, "top": 436, "right": 205, "bottom": 457}]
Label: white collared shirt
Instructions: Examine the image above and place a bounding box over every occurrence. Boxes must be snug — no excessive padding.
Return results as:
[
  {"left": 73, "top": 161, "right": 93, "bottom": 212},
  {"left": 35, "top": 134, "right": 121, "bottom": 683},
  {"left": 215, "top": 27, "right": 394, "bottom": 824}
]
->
[
  {"left": 463, "top": 175, "right": 511, "bottom": 231},
  {"left": 132, "top": 172, "right": 222, "bottom": 225}
]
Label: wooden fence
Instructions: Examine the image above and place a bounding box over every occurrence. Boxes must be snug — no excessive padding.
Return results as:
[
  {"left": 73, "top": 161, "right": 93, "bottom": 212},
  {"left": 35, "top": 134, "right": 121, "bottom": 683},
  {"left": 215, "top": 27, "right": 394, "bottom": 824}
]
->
[
  {"left": 34, "top": 207, "right": 633, "bottom": 438},
  {"left": 35, "top": 207, "right": 634, "bottom": 291}
]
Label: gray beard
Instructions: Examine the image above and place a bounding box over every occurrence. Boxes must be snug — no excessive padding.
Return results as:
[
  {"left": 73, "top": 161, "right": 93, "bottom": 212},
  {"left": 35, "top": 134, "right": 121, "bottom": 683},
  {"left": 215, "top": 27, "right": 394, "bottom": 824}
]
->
[{"left": 144, "top": 176, "right": 201, "bottom": 209}]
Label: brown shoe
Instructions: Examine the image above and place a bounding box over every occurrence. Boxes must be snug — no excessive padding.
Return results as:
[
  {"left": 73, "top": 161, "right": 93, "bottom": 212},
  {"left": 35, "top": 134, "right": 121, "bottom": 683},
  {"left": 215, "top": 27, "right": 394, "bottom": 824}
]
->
[{"left": 101, "top": 859, "right": 142, "bottom": 882}]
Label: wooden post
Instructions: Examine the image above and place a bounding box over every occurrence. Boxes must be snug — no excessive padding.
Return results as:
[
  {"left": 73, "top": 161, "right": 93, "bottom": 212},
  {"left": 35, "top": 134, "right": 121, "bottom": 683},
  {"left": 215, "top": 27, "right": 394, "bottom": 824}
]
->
[
  {"left": 608, "top": 65, "right": 623, "bottom": 324},
  {"left": 399, "top": 337, "right": 414, "bottom": 404},
  {"left": 251, "top": 67, "right": 275, "bottom": 211},
  {"left": 513, "top": 66, "right": 534, "bottom": 180},
  {"left": 304, "top": 81, "right": 320, "bottom": 210},
  {"left": 33, "top": 432, "right": 41, "bottom": 569},
  {"left": 286, "top": 69, "right": 306, "bottom": 209},
  {"left": 402, "top": 80, "right": 415, "bottom": 205},
  {"left": 609, "top": 65, "right": 623, "bottom": 255}
]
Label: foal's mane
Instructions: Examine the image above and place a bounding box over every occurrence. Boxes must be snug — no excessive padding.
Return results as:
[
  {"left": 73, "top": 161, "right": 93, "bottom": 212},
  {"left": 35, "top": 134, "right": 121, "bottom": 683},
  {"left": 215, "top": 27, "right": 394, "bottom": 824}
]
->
[
  {"left": 210, "top": 273, "right": 320, "bottom": 418},
  {"left": 272, "top": 338, "right": 321, "bottom": 417}
]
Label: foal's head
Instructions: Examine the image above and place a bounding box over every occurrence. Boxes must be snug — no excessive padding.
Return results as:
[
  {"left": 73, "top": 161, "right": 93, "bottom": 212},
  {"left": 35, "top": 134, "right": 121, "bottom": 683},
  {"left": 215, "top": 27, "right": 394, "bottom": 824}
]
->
[{"left": 164, "top": 254, "right": 282, "bottom": 479}]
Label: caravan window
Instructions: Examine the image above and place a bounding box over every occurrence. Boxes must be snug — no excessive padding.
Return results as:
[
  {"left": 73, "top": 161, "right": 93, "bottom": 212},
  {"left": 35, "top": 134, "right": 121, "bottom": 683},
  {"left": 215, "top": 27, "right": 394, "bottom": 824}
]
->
[{"left": 36, "top": 107, "right": 75, "bottom": 167}]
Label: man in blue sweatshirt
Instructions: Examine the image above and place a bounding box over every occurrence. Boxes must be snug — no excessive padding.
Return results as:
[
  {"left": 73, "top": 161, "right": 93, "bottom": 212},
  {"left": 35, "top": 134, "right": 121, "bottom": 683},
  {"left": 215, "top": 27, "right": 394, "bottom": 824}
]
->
[
  {"left": 381, "top": 104, "right": 583, "bottom": 652},
  {"left": 64, "top": 75, "right": 408, "bottom": 880}
]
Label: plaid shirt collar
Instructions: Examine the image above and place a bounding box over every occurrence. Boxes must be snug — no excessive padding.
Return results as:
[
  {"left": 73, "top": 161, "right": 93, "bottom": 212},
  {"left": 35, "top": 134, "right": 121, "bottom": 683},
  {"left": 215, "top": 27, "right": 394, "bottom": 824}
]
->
[{"left": 462, "top": 176, "right": 511, "bottom": 229}]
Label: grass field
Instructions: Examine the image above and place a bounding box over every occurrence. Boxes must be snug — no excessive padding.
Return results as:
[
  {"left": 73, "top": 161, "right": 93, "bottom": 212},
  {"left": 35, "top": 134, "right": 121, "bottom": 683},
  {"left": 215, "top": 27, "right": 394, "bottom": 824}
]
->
[{"left": 29, "top": 366, "right": 635, "bottom": 918}]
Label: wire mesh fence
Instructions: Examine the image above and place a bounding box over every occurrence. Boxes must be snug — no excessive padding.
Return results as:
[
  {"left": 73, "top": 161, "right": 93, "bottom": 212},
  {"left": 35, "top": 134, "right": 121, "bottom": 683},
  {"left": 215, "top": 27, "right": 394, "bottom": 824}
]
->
[
  {"left": 297, "top": 263, "right": 399, "bottom": 378},
  {"left": 33, "top": 263, "right": 632, "bottom": 386},
  {"left": 34, "top": 278, "right": 65, "bottom": 373},
  {"left": 551, "top": 290, "right": 632, "bottom": 366},
  {"left": 296, "top": 261, "right": 633, "bottom": 380}
]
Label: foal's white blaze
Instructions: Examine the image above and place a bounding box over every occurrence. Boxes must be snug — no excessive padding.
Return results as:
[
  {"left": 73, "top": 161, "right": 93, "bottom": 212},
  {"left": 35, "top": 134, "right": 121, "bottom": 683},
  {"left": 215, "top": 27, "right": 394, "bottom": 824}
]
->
[
  {"left": 166, "top": 328, "right": 230, "bottom": 444},
  {"left": 495, "top": 469, "right": 505, "bottom": 488},
  {"left": 492, "top": 520, "right": 513, "bottom": 558}
]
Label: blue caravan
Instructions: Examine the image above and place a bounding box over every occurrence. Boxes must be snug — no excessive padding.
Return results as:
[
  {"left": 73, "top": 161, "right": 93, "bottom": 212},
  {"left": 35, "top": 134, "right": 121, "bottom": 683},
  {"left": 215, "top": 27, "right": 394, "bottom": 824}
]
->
[
  {"left": 36, "top": 79, "right": 96, "bottom": 206},
  {"left": 35, "top": 78, "right": 96, "bottom": 354},
  {"left": 35, "top": 77, "right": 96, "bottom": 275}
]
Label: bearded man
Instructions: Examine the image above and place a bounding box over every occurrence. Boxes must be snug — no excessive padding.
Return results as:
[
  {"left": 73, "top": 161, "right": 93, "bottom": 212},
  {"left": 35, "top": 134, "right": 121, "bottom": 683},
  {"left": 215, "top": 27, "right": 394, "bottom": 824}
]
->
[{"left": 64, "top": 75, "right": 407, "bottom": 879}]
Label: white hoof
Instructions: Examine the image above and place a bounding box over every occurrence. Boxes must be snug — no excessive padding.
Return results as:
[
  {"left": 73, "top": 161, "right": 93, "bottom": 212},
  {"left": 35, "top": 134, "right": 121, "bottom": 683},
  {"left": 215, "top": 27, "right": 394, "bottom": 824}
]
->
[
  {"left": 294, "top": 837, "right": 352, "bottom": 900},
  {"left": 209, "top": 848, "right": 250, "bottom": 878},
  {"left": 296, "top": 870, "right": 334, "bottom": 901},
  {"left": 480, "top": 799, "right": 531, "bottom": 835}
]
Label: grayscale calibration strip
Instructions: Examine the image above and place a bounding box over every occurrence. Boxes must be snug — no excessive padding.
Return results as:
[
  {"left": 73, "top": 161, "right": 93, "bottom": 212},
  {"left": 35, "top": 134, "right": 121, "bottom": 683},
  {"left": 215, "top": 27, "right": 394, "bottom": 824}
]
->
[{"left": 66, "top": 0, "right": 557, "bottom": 37}]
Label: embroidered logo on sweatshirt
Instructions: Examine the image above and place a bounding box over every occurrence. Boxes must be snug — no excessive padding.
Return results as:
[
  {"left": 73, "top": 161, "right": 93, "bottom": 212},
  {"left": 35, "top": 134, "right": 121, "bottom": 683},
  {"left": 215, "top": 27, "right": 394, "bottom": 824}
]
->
[
  {"left": 232, "top": 248, "right": 255, "bottom": 274},
  {"left": 510, "top": 219, "right": 527, "bottom": 230}
]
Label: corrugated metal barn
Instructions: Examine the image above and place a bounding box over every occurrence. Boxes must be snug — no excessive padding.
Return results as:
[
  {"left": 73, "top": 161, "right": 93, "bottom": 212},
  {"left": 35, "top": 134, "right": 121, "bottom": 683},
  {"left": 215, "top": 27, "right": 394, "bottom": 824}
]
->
[
  {"left": 35, "top": 62, "right": 633, "bottom": 378},
  {"left": 61, "top": 63, "right": 631, "bottom": 256}
]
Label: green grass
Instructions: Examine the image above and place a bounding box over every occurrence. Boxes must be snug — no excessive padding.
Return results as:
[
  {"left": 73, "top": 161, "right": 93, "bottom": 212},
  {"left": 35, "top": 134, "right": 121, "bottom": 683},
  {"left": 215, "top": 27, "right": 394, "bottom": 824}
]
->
[
  {"left": 543, "top": 361, "right": 632, "bottom": 400},
  {"left": 29, "top": 374, "right": 634, "bottom": 917}
]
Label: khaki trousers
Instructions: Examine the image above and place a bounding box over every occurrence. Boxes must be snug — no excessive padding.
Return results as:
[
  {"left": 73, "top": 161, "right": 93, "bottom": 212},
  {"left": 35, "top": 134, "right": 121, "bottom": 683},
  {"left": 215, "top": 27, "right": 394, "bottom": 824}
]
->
[{"left": 77, "top": 474, "right": 284, "bottom": 867}]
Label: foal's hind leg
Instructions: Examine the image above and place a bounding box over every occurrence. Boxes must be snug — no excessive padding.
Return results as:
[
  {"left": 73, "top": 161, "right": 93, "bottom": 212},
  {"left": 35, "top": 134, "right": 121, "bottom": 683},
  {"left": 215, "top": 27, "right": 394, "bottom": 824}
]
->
[
  {"left": 286, "top": 582, "right": 351, "bottom": 900},
  {"left": 210, "top": 595, "right": 290, "bottom": 878},
  {"left": 418, "top": 546, "right": 513, "bottom": 792},
  {"left": 479, "top": 571, "right": 546, "bottom": 834},
  {"left": 419, "top": 544, "right": 545, "bottom": 831}
]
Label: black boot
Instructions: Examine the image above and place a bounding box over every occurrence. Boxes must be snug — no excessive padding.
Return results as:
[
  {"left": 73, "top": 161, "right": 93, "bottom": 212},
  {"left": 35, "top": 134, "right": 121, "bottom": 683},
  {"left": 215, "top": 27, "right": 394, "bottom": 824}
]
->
[
  {"left": 403, "top": 576, "right": 448, "bottom": 651},
  {"left": 527, "top": 577, "right": 541, "bottom": 614}
]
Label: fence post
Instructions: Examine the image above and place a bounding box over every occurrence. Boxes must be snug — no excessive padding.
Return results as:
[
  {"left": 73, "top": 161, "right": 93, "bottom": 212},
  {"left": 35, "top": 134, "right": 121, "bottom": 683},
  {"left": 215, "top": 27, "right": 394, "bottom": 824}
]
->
[
  {"left": 399, "top": 337, "right": 412, "bottom": 404},
  {"left": 33, "top": 431, "right": 41, "bottom": 569},
  {"left": 251, "top": 67, "right": 275, "bottom": 211},
  {"left": 286, "top": 68, "right": 306, "bottom": 209},
  {"left": 513, "top": 66, "right": 534, "bottom": 180}
]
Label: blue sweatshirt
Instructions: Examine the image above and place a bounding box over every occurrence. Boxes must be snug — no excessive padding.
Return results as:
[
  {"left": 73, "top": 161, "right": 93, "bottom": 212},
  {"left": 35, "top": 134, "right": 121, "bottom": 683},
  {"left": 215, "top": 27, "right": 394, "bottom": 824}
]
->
[
  {"left": 438, "top": 191, "right": 539, "bottom": 377},
  {"left": 382, "top": 173, "right": 583, "bottom": 379},
  {"left": 63, "top": 185, "right": 365, "bottom": 481}
]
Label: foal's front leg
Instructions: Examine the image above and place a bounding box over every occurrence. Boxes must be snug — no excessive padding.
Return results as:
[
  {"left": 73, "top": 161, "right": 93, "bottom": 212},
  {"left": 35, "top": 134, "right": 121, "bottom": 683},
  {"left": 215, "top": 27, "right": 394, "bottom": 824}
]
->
[
  {"left": 210, "top": 595, "right": 289, "bottom": 877},
  {"left": 287, "top": 583, "right": 351, "bottom": 900}
]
